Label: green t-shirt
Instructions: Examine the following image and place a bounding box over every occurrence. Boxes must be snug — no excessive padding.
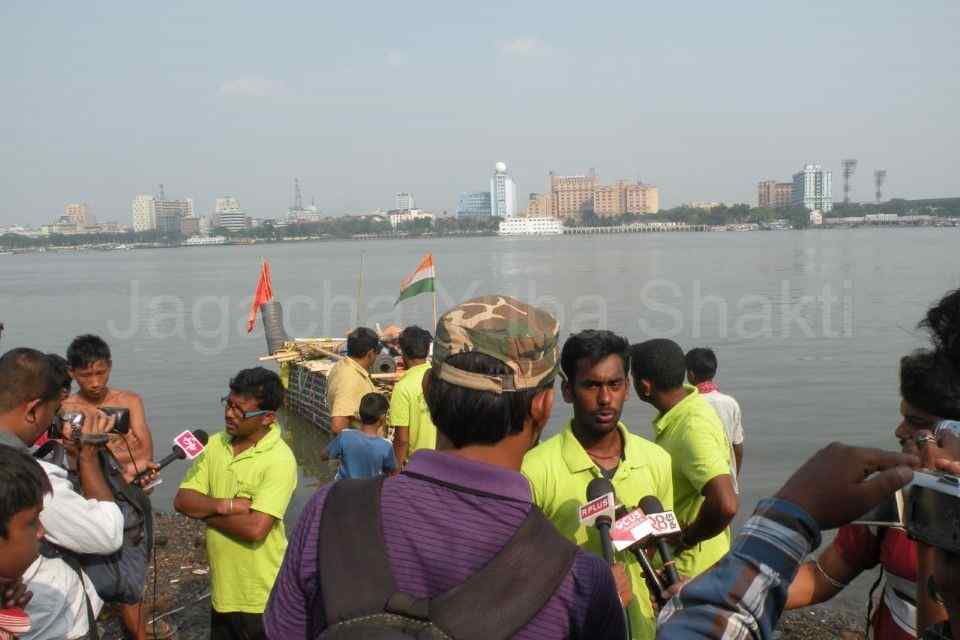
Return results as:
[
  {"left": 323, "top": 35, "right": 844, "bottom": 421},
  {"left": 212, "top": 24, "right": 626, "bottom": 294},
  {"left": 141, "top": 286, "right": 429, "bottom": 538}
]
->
[
  {"left": 522, "top": 420, "right": 674, "bottom": 640},
  {"left": 653, "top": 385, "right": 733, "bottom": 578},
  {"left": 388, "top": 362, "right": 437, "bottom": 458},
  {"left": 179, "top": 424, "right": 298, "bottom": 614}
]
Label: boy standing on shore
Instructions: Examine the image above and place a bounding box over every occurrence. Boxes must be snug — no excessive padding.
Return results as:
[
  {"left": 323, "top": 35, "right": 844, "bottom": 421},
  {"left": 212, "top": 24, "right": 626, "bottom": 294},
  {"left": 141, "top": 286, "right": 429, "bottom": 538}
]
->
[
  {"left": 61, "top": 335, "right": 154, "bottom": 481},
  {"left": 322, "top": 393, "right": 396, "bottom": 480},
  {"left": 175, "top": 368, "right": 297, "bottom": 640}
]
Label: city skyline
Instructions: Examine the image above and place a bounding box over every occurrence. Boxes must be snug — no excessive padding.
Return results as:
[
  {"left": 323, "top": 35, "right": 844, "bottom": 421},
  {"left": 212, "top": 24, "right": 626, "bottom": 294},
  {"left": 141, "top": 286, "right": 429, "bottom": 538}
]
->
[{"left": 2, "top": 1, "right": 958, "bottom": 226}]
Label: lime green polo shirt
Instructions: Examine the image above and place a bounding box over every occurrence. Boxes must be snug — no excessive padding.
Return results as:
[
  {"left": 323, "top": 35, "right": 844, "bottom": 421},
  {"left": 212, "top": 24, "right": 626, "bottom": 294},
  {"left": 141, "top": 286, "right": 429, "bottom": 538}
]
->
[
  {"left": 388, "top": 362, "right": 437, "bottom": 457},
  {"left": 179, "top": 424, "right": 298, "bottom": 614},
  {"left": 653, "top": 385, "right": 732, "bottom": 578},
  {"left": 522, "top": 420, "right": 674, "bottom": 640}
]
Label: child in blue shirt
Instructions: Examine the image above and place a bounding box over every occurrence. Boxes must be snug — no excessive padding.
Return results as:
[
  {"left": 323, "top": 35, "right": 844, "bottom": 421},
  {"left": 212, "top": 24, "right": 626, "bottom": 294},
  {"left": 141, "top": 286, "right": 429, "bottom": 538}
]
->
[{"left": 322, "top": 392, "right": 397, "bottom": 480}]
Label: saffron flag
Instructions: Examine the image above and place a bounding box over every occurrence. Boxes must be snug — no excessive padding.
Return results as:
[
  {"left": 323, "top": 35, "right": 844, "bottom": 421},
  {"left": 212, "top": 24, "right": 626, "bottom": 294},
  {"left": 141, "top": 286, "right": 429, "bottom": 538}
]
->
[
  {"left": 396, "top": 253, "right": 436, "bottom": 305},
  {"left": 246, "top": 260, "right": 274, "bottom": 333}
]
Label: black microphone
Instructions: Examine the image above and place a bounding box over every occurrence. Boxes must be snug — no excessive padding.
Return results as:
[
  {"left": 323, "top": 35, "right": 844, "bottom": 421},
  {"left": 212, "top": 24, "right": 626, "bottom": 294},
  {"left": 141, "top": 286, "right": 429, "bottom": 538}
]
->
[
  {"left": 638, "top": 495, "right": 681, "bottom": 587},
  {"left": 586, "top": 478, "right": 616, "bottom": 565},
  {"left": 135, "top": 429, "right": 210, "bottom": 480}
]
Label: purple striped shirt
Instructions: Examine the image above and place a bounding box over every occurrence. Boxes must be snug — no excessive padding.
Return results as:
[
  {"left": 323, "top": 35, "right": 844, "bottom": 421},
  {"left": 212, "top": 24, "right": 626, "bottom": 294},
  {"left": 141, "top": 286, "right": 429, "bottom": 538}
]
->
[{"left": 264, "top": 450, "right": 625, "bottom": 639}]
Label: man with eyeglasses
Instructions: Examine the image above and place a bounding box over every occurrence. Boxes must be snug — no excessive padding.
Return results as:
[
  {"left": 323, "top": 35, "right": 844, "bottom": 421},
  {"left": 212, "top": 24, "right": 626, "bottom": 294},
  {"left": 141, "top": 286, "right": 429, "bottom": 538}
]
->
[{"left": 175, "top": 367, "right": 297, "bottom": 640}]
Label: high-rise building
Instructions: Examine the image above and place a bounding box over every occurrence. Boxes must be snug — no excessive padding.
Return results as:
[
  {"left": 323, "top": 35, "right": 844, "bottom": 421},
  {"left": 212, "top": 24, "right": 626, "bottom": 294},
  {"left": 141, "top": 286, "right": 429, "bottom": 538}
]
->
[
  {"left": 758, "top": 180, "right": 794, "bottom": 209},
  {"left": 132, "top": 195, "right": 157, "bottom": 232},
  {"left": 548, "top": 171, "right": 599, "bottom": 218},
  {"left": 490, "top": 162, "right": 517, "bottom": 218},
  {"left": 623, "top": 182, "right": 659, "bottom": 215},
  {"left": 395, "top": 192, "right": 415, "bottom": 211},
  {"left": 548, "top": 172, "right": 658, "bottom": 218},
  {"left": 457, "top": 191, "right": 492, "bottom": 217},
  {"left": 180, "top": 217, "right": 201, "bottom": 237},
  {"left": 213, "top": 196, "right": 249, "bottom": 232},
  {"left": 155, "top": 198, "right": 193, "bottom": 235},
  {"left": 791, "top": 164, "right": 833, "bottom": 212},
  {"left": 525, "top": 193, "right": 551, "bottom": 217},
  {"left": 64, "top": 203, "right": 92, "bottom": 226}
]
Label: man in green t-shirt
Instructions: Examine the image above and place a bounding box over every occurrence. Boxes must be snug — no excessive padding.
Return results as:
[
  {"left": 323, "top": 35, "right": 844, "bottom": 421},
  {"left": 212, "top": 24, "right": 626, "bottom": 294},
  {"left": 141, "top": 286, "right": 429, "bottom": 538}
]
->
[
  {"left": 630, "top": 339, "right": 738, "bottom": 579},
  {"left": 175, "top": 367, "right": 298, "bottom": 640},
  {"left": 523, "top": 330, "right": 674, "bottom": 639},
  {"left": 389, "top": 326, "right": 437, "bottom": 468}
]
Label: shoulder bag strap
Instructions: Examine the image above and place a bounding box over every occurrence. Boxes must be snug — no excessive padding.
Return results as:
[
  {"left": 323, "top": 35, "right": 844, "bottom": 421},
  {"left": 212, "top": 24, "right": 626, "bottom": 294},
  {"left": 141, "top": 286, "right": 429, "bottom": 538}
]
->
[
  {"left": 317, "top": 476, "right": 397, "bottom": 625},
  {"left": 429, "top": 505, "right": 579, "bottom": 640}
]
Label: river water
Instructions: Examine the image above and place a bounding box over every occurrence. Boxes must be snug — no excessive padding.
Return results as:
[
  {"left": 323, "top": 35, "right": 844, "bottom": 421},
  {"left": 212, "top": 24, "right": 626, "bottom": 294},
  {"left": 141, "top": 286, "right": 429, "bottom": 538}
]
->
[{"left": 2, "top": 228, "right": 958, "bottom": 607}]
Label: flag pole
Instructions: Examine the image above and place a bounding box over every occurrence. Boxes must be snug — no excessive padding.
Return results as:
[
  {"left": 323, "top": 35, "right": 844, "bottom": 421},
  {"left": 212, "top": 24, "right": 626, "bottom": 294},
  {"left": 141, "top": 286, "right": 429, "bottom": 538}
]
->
[
  {"left": 356, "top": 252, "right": 365, "bottom": 327},
  {"left": 432, "top": 257, "right": 438, "bottom": 330}
]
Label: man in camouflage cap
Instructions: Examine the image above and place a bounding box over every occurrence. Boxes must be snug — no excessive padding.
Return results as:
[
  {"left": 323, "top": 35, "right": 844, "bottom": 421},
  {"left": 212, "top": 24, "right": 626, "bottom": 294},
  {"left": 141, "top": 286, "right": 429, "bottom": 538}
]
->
[
  {"left": 264, "top": 295, "right": 629, "bottom": 639},
  {"left": 432, "top": 294, "right": 560, "bottom": 395}
]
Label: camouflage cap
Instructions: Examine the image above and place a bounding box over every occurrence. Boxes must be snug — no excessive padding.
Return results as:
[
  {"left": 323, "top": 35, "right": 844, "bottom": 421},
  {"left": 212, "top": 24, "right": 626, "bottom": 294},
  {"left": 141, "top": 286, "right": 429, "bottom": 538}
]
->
[{"left": 433, "top": 295, "right": 559, "bottom": 393}]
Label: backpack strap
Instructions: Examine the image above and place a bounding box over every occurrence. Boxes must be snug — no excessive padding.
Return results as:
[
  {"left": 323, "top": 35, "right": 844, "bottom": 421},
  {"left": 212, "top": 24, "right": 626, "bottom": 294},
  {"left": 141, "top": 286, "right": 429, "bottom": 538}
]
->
[
  {"left": 429, "top": 505, "right": 578, "bottom": 640},
  {"left": 317, "top": 477, "right": 397, "bottom": 626}
]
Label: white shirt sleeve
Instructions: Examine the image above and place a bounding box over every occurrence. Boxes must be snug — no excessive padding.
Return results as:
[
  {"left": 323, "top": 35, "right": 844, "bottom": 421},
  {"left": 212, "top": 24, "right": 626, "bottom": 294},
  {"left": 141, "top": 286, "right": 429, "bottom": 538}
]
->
[
  {"left": 38, "top": 461, "right": 124, "bottom": 555},
  {"left": 731, "top": 399, "right": 745, "bottom": 445}
]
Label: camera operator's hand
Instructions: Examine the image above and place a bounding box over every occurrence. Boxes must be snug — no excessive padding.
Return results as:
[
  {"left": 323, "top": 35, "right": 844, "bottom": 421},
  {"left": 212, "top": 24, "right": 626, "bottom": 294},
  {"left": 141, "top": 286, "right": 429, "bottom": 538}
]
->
[
  {"left": 775, "top": 442, "right": 918, "bottom": 530},
  {"left": 78, "top": 410, "right": 116, "bottom": 452},
  {"left": 1, "top": 578, "right": 33, "bottom": 609}
]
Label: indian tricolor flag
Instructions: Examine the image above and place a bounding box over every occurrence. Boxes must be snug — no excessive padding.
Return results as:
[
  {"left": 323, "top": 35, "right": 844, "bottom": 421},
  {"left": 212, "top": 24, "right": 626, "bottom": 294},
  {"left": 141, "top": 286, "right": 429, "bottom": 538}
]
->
[{"left": 396, "top": 253, "right": 436, "bottom": 305}]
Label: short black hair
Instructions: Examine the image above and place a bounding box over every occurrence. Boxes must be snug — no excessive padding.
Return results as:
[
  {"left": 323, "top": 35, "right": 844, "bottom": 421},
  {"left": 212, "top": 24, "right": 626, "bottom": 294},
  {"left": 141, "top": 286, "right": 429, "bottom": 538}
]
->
[
  {"left": 359, "top": 392, "right": 389, "bottom": 425},
  {"left": 0, "top": 444, "right": 51, "bottom": 538},
  {"left": 398, "top": 326, "right": 432, "bottom": 360},
  {"left": 561, "top": 330, "right": 629, "bottom": 385},
  {"left": 0, "top": 348, "right": 66, "bottom": 413},
  {"left": 630, "top": 339, "right": 687, "bottom": 391},
  {"left": 426, "top": 352, "right": 554, "bottom": 448},
  {"left": 346, "top": 327, "right": 380, "bottom": 358},
  {"left": 685, "top": 348, "right": 718, "bottom": 382},
  {"left": 47, "top": 354, "right": 72, "bottom": 394},
  {"left": 66, "top": 334, "right": 112, "bottom": 369},
  {"left": 229, "top": 367, "right": 284, "bottom": 411},
  {"left": 901, "top": 287, "right": 960, "bottom": 419}
]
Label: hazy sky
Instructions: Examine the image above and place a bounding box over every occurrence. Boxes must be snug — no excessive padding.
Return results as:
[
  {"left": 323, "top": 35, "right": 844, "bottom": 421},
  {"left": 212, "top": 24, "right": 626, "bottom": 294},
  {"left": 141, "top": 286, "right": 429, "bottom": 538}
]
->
[{"left": 2, "top": 1, "right": 958, "bottom": 226}]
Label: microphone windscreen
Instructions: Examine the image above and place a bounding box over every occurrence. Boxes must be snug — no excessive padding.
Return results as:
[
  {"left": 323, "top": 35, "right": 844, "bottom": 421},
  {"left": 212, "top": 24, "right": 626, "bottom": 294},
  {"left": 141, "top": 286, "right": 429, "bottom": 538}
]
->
[
  {"left": 192, "top": 429, "right": 210, "bottom": 445},
  {"left": 587, "top": 477, "right": 615, "bottom": 502},
  {"left": 639, "top": 495, "right": 665, "bottom": 514}
]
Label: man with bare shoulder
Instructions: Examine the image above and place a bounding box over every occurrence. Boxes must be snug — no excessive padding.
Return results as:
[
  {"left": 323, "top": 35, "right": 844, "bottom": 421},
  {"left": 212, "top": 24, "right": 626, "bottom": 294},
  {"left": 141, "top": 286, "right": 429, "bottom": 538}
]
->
[{"left": 62, "top": 335, "right": 154, "bottom": 481}]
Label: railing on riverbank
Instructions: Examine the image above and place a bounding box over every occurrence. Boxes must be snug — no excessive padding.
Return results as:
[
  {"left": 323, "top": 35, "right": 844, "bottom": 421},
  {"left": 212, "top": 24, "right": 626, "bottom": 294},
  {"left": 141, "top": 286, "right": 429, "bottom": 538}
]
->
[{"left": 563, "top": 222, "right": 709, "bottom": 234}]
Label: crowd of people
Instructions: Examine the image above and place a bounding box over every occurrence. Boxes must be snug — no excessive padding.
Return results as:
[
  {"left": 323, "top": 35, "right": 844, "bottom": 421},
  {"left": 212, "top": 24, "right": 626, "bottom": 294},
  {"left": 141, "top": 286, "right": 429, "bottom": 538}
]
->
[{"left": 2, "top": 288, "right": 960, "bottom": 640}]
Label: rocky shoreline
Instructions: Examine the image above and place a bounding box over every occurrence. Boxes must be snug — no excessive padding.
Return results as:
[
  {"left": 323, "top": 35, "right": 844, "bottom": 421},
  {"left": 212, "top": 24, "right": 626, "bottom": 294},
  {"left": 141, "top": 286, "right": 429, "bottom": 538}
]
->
[{"left": 101, "top": 513, "right": 866, "bottom": 639}]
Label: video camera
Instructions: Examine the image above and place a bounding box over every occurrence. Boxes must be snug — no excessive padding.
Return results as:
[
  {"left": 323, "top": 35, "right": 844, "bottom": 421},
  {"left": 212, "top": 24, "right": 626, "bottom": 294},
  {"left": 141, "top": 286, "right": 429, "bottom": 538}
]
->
[
  {"left": 905, "top": 420, "right": 960, "bottom": 553},
  {"left": 47, "top": 406, "right": 131, "bottom": 441}
]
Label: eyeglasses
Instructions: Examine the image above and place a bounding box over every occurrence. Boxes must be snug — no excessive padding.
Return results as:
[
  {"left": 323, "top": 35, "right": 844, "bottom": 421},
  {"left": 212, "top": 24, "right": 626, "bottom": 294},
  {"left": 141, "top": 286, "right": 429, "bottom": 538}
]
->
[{"left": 220, "top": 396, "right": 270, "bottom": 420}]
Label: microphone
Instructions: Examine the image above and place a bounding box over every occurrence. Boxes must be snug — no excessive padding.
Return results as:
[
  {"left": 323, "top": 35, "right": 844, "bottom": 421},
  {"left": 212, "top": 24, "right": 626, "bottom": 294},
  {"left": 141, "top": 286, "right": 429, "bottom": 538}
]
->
[
  {"left": 613, "top": 505, "right": 667, "bottom": 606},
  {"left": 584, "top": 478, "right": 617, "bottom": 564},
  {"left": 584, "top": 479, "right": 633, "bottom": 640},
  {"left": 135, "top": 429, "right": 209, "bottom": 481},
  {"left": 638, "top": 495, "right": 681, "bottom": 588}
]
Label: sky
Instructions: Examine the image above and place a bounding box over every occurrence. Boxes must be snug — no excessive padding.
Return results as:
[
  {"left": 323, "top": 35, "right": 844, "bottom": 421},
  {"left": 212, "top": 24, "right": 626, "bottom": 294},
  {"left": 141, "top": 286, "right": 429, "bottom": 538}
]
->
[{"left": 1, "top": 0, "right": 958, "bottom": 226}]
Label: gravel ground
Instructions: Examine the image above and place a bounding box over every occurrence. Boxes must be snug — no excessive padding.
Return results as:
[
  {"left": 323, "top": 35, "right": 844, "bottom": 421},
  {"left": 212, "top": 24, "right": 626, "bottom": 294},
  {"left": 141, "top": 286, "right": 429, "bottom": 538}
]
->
[{"left": 99, "top": 513, "right": 868, "bottom": 639}]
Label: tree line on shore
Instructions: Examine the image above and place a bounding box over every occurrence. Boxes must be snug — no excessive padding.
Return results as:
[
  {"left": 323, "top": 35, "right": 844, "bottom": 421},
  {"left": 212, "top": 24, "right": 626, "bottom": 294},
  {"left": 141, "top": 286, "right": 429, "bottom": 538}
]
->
[{"left": 3, "top": 197, "right": 957, "bottom": 249}]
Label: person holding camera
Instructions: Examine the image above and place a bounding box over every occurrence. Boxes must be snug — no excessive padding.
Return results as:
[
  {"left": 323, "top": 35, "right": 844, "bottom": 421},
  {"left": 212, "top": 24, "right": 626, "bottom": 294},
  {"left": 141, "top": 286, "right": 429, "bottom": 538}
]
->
[
  {"left": 0, "top": 347, "right": 124, "bottom": 640},
  {"left": 784, "top": 288, "right": 960, "bottom": 638}
]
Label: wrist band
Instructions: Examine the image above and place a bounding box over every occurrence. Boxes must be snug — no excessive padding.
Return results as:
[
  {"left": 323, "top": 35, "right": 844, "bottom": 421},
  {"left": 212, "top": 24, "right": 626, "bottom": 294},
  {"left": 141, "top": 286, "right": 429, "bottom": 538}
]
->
[{"left": 815, "top": 559, "right": 848, "bottom": 590}]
